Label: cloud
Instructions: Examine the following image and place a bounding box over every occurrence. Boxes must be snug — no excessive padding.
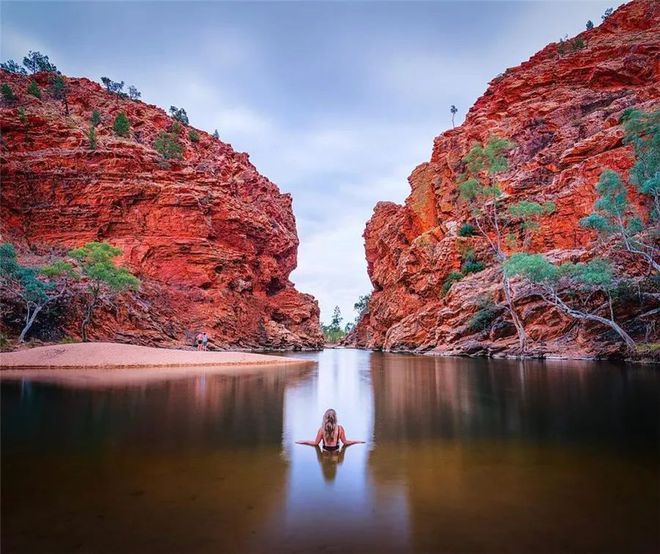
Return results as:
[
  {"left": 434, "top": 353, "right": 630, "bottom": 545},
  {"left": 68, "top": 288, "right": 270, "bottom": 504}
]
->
[
  {"left": 292, "top": 214, "right": 373, "bottom": 327},
  {"left": 372, "top": 51, "right": 487, "bottom": 106},
  {"left": 1, "top": 25, "right": 57, "bottom": 64}
]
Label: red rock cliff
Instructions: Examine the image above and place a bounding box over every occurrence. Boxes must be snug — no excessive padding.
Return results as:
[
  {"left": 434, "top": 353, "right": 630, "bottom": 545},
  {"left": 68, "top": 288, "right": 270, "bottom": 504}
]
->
[
  {"left": 349, "top": 0, "right": 659, "bottom": 358},
  {"left": 0, "top": 72, "right": 324, "bottom": 349}
]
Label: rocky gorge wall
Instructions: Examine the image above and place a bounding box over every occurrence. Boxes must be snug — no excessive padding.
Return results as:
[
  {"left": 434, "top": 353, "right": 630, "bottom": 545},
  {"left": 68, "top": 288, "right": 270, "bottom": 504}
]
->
[
  {"left": 347, "top": 0, "right": 659, "bottom": 359},
  {"left": 0, "top": 72, "right": 324, "bottom": 349}
]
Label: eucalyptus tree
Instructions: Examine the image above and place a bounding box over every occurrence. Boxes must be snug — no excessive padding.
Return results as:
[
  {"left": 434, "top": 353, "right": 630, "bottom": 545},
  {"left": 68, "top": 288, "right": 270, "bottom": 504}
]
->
[
  {"left": 457, "top": 137, "right": 555, "bottom": 354},
  {"left": 128, "top": 85, "right": 141, "bottom": 101},
  {"left": 1, "top": 59, "right": 27, "bottom": 75},
  {"left": 450, "top": 105, "right": 458, "bottom": 128},
  {"left": 504, "top": 253, "right": 636, "bottom": 350},
  {"left": 169, "top": 106, "right": 189, "bottom": 125},
  {"left": 581, "top": 109, "right": 659, "bottom": 273},
  {"left": 101, "top": 77, "right": 125, "bottom": 96},
  {"left": 69, "top": 242, "right": 140, "bottom": 341},
  {"left": 22, "top": 51, "right": 58, "bottom": 74},
  {"left": 0, "top": 243, "right": 76, "bottom": 342}
]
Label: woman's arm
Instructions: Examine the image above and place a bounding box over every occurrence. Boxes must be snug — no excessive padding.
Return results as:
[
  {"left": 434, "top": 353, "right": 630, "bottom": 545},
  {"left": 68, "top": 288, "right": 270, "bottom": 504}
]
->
[
  {"left": 338, "top": 425, "right": 365, "bottom": 446},
  {"left": 296, "top": 428, "right": 323, "bottom": 446}
]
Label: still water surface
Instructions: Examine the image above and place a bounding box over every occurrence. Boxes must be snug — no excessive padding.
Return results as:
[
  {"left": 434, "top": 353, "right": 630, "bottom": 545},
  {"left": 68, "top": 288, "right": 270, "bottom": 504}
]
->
[{"left": 2, "top": 349, "right": 658, "bottom": 553}]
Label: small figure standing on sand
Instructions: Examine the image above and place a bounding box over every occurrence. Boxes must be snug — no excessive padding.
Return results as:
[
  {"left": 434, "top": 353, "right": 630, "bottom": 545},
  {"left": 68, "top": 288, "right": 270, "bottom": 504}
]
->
[
  {"left": 202, "top": 332, "right": 209, "bottom": 351},
  {"left": 195, "top": 332, "right": 204, "bottom": 351},
  {"left": 296, "top": 408, "right": 365, "bottom": 450}
]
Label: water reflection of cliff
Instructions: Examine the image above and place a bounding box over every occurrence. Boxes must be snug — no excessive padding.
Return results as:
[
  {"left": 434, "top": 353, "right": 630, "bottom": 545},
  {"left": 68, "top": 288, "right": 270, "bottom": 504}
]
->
[
  {"left": 2, "top": 368, "right": 307, "bottom": 553},
  {"left": 3, "top": 366, "right": 311, "bottom": 452},
  {"left": 368, "top": 354, "right": 660, "bottom": 553},
  {"left": 369, "top": 354, "right": 659, "bottom": 445}
]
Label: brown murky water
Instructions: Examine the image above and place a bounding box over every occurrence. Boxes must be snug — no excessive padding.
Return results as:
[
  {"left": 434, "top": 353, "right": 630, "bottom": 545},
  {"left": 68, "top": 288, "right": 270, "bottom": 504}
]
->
[{"left": 2, "top": 350, "right": 658, "bottom": 553}]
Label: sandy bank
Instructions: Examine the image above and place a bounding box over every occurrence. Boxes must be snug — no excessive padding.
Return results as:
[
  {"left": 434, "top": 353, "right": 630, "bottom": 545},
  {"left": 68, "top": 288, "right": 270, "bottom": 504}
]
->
[{"left": 0, "top": 342, "right": 307, "bottom": 369}]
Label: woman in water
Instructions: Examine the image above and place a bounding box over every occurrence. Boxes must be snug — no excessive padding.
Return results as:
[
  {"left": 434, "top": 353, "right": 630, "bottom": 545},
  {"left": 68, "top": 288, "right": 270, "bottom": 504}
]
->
[{"left": 296, "top": 408, "right": 365, "bottom": 450}]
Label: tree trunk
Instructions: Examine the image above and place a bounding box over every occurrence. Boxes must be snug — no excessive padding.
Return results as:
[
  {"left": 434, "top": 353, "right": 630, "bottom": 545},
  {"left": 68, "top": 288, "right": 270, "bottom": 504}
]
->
[
  {"left": 503, "top": 274, "right": 527, "bottom": 355},
  {"left": 18, "top": 304, "right": 43, "bottom": 342},
  {"left": 548, "top": 293, "right": 636, "bottom": 350},
  {"left": 81, "top": 295, "right": 96, "bottom": 342}
]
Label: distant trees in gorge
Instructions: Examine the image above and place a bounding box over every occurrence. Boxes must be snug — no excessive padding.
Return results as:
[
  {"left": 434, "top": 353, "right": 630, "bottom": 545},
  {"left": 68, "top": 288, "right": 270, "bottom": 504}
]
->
[
  {"left": 322, "top": 306, "right": 345, "bottom": 343},
  {"left": 322, "top": 295, "right": 372, "bottom": 343},
  {"left": 0, "top": 242, "right": 139, "bottom": 344}
]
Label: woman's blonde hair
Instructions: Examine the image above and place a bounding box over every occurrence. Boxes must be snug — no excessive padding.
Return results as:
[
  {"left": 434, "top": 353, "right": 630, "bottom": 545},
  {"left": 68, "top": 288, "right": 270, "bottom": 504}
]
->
[{"left": 322, "top": 408, "right": 337, "bottom": 442}]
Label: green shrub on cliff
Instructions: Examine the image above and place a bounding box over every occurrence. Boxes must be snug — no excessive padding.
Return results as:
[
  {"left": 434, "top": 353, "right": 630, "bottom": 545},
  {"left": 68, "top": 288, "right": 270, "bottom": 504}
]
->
[
  {"left": 91, "top": 110, "right": 102, "bottom": 127},
  {"left": 441, "top": 271, "right": 464, "bottom": 295},
  {"left": 461, "top": 257, "right": 485, "bottom": 275},
  {"left": 112, "top": 112, "right": 130, "bottom": 137},
  {"left": 457, "top": 223, "right": 476, "bottom": 237},
  {"left": 86, "top": 125, "right": 97, "bottom": 150},
  {"left": 188, "top": 129, "right": 200, "bottom": 143},
  {"left": 49, "top": 75, "right": 69, "bottom": 115},
  {"left": 557, "top": 36, "right": 586, "bottom": 56},
  {"left": 1, "top": 83, "right": 16, "bottom": 102},
  {"left": 27, "top": 80, "right": 41, "bottom": 99},
  {"left": 571, "top": 38, "right": 585, "bottom": 51},
  {"left": 154, "top": 131, "right": 184, "bottom": 160},
  {"left": 17, "top": 107, "right": 27, "bottom": 125},
  {"left": 468, "top": 297, "right": 499, "bottom": 332},
  {"left": 169, "top": 120, "right": 183, "bottom": 135}
]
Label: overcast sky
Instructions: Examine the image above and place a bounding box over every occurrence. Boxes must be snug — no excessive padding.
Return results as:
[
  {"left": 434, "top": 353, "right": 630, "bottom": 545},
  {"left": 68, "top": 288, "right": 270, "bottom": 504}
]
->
[{"left": 1, "top": 0, "right": 624, "bottom": 325}]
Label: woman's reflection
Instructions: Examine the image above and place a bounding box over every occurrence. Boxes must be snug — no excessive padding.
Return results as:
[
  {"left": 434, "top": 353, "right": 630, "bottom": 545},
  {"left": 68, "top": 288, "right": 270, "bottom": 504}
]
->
[{"left": 314, "top": 445, "right": 348, "bottom": 483}]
